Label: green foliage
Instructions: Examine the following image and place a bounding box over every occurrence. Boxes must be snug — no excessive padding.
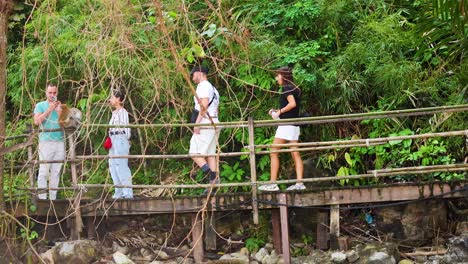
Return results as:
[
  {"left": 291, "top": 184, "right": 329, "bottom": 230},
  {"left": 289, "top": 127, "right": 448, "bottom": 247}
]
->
[
  {"left": 330, "top": 124, "right": 464, "bottom": 186},
  {"left": 220, "top": 162, "right": 246, "bottom": 187},
  {"left": 245, "top": 237, "right": 265, "bottom": 253},
  {"left": 3, "top": 0, "right": 466, "bottom": 198}
]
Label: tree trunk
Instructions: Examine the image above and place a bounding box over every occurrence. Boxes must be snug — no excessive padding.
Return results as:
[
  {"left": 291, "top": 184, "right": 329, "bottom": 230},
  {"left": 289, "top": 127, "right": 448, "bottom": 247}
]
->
[{"left": 0, "top": 1, "right": 13, "bottom": 212}]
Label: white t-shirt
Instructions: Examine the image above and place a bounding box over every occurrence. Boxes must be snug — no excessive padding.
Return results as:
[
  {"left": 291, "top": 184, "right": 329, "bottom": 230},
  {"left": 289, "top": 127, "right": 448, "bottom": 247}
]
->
[
  {"left": 109, "top": 108, "right": 131, "bottom": 139},
  {"left": 194, "top": 80, "right": 219, "bottom": 121}
]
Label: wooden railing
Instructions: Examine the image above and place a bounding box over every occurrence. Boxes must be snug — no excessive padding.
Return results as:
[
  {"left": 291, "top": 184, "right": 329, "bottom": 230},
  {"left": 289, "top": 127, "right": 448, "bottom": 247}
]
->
[{"left": 3, "top": 104, "right": 468, "bottom": 237}]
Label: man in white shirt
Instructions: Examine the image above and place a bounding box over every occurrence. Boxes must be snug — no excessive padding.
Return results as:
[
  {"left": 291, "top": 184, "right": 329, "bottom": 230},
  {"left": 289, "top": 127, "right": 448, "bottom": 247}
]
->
[{"left": 189, "top": 65, "right": 220, "bottom": 190}]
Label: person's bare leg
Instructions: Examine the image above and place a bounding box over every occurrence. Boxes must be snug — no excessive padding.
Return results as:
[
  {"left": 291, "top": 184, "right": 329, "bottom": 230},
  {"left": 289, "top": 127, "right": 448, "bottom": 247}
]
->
[
  {"left": 270, "top": 137, "right": 286, "bottom": 182},
  {"left": 192, "top": 157, "right": 208, "bottom": 168},
  {"left": 207, "top": 156, "right": 217, "bottom": 173},
  {"left": 289, "top": 140, "right": 304, "bottom": 182}
]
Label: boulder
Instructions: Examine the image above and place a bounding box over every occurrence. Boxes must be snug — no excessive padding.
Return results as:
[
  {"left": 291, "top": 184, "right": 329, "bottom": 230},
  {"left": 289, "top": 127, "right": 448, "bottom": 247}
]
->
[
  {"left": 254, "top": 248, "right": 269, "bottom": 262},
  {"left": 220, "top": 249, "right": 250, "bottom": 264},
  {"left": 112, "top": 241, "right": 130, "bottom": 255},
  {"left": 455, "top": 221, "right": 468, "bottom": 235},
  {"left": 263, "top": 250, "right": 279, "bottom": 264},
  {"left": 175, "top": 257, "right": 194, "bottom": 264},
  {"left": 354, "top": 243, "right": 397, "bottom": 264},
  {"left": 368, "top": 252, "right": 395, "bottom": 264},
  {"left": 239, "top": 247, "right": 250, "bottom": 256},
  {"left": 397, "top": 260, "right": 414, "bottom": 264},
  {"left": 39, "top": 240, "right": 102, "bottom": 264},
  {"left": 331, "top": 252, "right": 347, "bottom": 263},
  {"left": 113, "top": 251, "right": 135, "bottom": 264},
  {"left": 376, "top": 201, "right": 447, "bottom": 244},
  {"left": 292, "top": 250, "right": 331, "bottom": 264},
  {"left": 438, "top": 234, "right": 468, "bottom": 263},
  {"left": 346, "top": 250, "right": 360, "bottom": 263},
  {"left": 154, "top": 249, "right": 169, "bottom": 260}
]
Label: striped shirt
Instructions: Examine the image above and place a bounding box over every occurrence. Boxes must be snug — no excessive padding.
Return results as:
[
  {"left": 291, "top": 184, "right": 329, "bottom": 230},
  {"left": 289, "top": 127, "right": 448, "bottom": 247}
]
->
[{"left": 109, "top": 108, "right": 131, "bottom": 139}]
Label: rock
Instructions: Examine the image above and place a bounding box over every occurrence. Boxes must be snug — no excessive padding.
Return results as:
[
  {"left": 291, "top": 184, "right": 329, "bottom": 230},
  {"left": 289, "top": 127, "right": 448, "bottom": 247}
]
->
[
  {"left": 368, "top": 252, "right": 395, "bottom": 264},
  {"left": 276, "top": 256, "right": 285, "bottom": 264},
  {"left": 263, "top": 250, "right": 279, "bottom": 264},
  {"left": 346, "top": 250, "right": 359, "bottom": 263},
  {"left": 293, "top": 250, "right": 331, "bottom": 264},
  {"left": 139, "top": 248, "right": 154, "bottom": 262},
  {"left": 398, "top": 260, "right": 414, "bottom": 264},
  {"left": 263, "top": 243, "right": 274, "bottom": 252},
  {"left": 254, "top": 248, "right": 269, "bottom": 262},
  {"left": 438, "top": 234, "right": 468, "bottom": 263},
  {"left": 331, "top": 252, "right": 347, "bottom": 263},
  {"left": 375, "top": 201, "right": 447, "bottom": 245},
  {"left": 180, "top": 244, "right": 190, "bottom": 252},
  {"left": 293, "top": 243, "right": 306, "bottom": 248},
  {"left": 155, "top": 250, "right": 169, "bottom": 260},
  {"left": 175, "top": 257, "right": 194, "bottom": 264},
  {"left": 240, "top": 247, "right": 250, "bottom": 256},
  {"left": 113, "top": 251, "right": 135, "bottom": 264},
  {"left": 40, "top": 240, "right": 102, "bottom": 264},
  {"left": 455, "top": 221, "right": 468, "bottom": 235},
  {"left": 40, "top": 249, "right": 54, "bottom": 264},
  {"left": 112, "top": 241, "right": 130, "bottom": 255},
  {"left": 355, "top": 243, "right": 397, "bottom": 264},
  {"left": 250, "top": 261, "right": 260, "bottom": 264},
  {"left": 220, "top": 252, "right": 249, "bottom": 263}
]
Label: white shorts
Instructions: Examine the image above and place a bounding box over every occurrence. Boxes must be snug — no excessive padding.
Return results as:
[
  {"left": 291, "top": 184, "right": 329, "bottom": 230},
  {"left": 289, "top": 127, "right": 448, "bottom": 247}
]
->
[
  {"left": 189, "top": 128, "right": 219, "bottom": 154},
  {"left": 275, "top": 125, "right": 300, "bottom": 141}
]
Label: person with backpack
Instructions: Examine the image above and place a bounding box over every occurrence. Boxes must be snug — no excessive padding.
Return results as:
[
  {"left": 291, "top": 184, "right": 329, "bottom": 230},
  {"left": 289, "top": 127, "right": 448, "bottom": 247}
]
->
[{"left": 189, "top": 65, "right": 220, "bottom": 192}]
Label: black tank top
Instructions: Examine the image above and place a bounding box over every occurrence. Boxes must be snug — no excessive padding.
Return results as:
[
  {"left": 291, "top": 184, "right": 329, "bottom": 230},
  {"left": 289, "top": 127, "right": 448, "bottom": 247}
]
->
[{"left": 279, "top": 84, "right": 301, "bottom": 119}]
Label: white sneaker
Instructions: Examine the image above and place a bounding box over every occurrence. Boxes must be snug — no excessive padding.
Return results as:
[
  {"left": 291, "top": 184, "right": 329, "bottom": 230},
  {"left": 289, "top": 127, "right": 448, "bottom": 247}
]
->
[
  {"left": 258, "top": 184, "right": 279, "bottom": 191},
  {"left": 286, "top": 183, "right": 306, "bottom": 191}
]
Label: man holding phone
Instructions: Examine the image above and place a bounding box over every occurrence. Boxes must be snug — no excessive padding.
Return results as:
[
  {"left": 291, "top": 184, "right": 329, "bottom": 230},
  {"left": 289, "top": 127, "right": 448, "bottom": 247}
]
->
[{"left": 33, "top": 83, "right": 64, "bottom": 200}]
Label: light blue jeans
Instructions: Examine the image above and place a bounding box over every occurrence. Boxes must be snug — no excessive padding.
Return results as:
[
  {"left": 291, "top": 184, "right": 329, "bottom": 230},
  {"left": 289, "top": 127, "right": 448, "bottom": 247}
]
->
[{"left": 109, "top": 135, "right": 133, "bottom": 198}]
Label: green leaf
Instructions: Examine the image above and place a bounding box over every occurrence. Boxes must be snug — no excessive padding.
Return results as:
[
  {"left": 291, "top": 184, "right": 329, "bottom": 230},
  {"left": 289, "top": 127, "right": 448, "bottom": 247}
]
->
[
  {"left": 337, "top": 166, "right": 349, "bottom": 177},
  {"left": 192, "top": 44, "right": 206, "bottom": 58},
  {"left": 344, "top": 153, "right": 352, "bottom": 166}
]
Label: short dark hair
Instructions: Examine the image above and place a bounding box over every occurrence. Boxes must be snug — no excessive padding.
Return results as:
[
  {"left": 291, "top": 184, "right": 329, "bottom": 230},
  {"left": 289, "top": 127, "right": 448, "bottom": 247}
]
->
[
  {"left": 275, "top": 66, "right": 294, "bottom": 84},
  {"left": 46, "top": 83, "right": 57, "bottom": 88},
  {"left": 190, "top": 65, "right": 209, "bottom": 76},
  {"left": 113, "top": 90, "right": 125, "bottom": 102}
]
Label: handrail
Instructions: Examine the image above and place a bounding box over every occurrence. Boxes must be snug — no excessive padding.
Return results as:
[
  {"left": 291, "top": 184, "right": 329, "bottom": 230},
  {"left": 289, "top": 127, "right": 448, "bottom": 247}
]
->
[
  {"left": 18, "top": 164, "right": 468, "bottom": 191},
  {"left": 3, "top": 104, "right": 468, "bottom": 226},
  {"left": 79, "top": 104, "right": 468, "bottom": 129}
]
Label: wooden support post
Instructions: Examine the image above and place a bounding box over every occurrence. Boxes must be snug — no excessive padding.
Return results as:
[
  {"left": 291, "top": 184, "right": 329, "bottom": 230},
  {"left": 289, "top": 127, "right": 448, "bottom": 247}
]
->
[
  {"left": 86, "top": 217, "right": 96, "bottom": 239},
  {"left": 68, "top": 132, "right": 82, "bottom": 240},
  {"left": 316, "top": 210, "right": 329, "bottom": 250},
  {"left": 338, "top": 236, "right": 349, "bottom": 251},
  {"left": 27, "top": 144, "right": 34, "bottom": 191},
  {"left": 205, "top": 213, "right": 217, "bottom": 251},
  {"left": 191, "top": 214, "right": 204, "bottom": 263},
  {"left": 279, "top": 193, "right": 290, "bottom": 264},
  {"left": 329, "top": 204, "right": 340, "bottom": 250},
  {"left": 248, "top": 117, "right": 259, "bottom": 225},
  {"left": 271, "top": 209, "right": 282, "bottom": 254}
]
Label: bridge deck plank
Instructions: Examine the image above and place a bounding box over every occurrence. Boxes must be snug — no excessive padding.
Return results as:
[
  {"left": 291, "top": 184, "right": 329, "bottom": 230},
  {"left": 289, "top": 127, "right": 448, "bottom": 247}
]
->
[{"left": 14, "top": 181, "right": 466, "bottom": 217}]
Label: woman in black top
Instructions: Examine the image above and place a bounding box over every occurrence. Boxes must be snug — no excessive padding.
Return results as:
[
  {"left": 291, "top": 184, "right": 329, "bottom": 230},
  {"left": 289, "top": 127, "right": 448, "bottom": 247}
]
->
[{"left": 259, "top": 66, "right": 305, "bottom": 191}]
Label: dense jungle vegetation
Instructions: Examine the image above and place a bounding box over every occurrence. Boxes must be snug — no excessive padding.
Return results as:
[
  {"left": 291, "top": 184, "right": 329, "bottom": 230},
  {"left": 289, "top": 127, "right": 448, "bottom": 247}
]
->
[{"left": 2, "top": 0, "right": 467, "bottom": 199}]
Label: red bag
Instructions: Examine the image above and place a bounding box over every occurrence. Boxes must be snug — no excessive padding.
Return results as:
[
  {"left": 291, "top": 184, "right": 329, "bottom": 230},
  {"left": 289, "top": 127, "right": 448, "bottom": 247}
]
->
[{"left": 104, "top": 136, "right": 112, "bottom": 150}]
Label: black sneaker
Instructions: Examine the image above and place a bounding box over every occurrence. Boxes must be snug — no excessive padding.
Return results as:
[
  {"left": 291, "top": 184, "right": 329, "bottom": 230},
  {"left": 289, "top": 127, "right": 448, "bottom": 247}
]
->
[{"left": 202, "top": 178, "right": 220, "bottom": 195}]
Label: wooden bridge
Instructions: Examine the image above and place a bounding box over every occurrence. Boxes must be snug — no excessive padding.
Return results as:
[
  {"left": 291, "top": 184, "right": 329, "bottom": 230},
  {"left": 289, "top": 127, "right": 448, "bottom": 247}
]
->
[{"left": 4, "top": 104, "right": 468, "bottom": 263}]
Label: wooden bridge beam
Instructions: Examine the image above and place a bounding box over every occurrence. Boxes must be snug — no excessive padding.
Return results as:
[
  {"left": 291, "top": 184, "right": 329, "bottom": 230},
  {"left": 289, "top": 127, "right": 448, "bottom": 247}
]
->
[{"left": 14, "top": 182, "right": 467, "bottom": 218}]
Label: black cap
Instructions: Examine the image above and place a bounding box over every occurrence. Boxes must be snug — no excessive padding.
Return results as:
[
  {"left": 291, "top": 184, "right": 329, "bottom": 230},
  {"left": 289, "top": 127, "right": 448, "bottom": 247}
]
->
[{"left": 190, "top": 65, "right": 209, "bottom": 76}]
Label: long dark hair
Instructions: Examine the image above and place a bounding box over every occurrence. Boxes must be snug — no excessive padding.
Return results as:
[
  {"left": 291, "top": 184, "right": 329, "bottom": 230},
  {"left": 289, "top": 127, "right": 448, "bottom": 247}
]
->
[{"left": 276, "top": 66, "right": 301, "bottom": 95}]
